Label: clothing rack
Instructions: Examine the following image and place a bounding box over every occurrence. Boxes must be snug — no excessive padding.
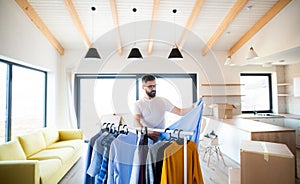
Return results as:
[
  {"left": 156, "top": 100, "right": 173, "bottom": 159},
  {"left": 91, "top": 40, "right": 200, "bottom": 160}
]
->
[{"left": 98, "top": 122, "right": 193, "bottom": 184}]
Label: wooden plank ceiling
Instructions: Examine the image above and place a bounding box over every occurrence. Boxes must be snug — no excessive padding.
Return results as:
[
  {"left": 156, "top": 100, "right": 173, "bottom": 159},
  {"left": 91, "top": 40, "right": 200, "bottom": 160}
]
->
[{"left": 15, "top": 0, "right": 291, "bottom": 57}]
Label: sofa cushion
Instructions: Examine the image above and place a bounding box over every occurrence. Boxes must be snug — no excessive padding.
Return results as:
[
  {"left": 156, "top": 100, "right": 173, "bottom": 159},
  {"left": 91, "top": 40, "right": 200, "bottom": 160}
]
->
[
  {"left": 38, "top": 159, "right": 62, "bottom": 183},
  {"left": 59, "top": 130, "right": 83, "bottom": 140},
  {"left": 28, "top": 147, "right": 74, "bottom": 164},
  {"left": 47, "top": 140, "right": 83, "bottom": 151},
  {"left": 0, "top": 140, "right": 26, "bottom": 160},
  {"left": 18, "top": 130, "right": 47, "bottom": 157},
  {"left": 42, "top": 127, "right": 59, "bottom": 146}
]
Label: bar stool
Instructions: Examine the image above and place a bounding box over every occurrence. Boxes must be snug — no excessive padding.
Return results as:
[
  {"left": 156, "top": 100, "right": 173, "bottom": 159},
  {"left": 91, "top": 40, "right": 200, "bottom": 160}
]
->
[{"left": 202, "top": 135, "right": 226, "bottom": 167}]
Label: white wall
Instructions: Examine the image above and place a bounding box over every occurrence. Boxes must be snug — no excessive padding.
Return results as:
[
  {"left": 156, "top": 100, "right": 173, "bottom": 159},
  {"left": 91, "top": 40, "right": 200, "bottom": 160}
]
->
[
  {"left": 1, "top": 0, "right": 299, "bottom": 130},
  {"left": 232, "top": 0, "right": 300, "bottom": 65},
  {"left": 0, "top": 0, "right": 60, "bottom": 127},
  {"left": 286, "top": 63, "right": 300, "bottom": 115}
]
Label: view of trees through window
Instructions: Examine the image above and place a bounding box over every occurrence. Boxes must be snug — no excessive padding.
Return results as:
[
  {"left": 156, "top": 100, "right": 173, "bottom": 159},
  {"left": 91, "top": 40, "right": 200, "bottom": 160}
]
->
[
  {"left": 240, "top": 73, "right": 272, "bottom": 113},
  {"left": 0, "top": 61, "right": 46, "bottom": 143}
]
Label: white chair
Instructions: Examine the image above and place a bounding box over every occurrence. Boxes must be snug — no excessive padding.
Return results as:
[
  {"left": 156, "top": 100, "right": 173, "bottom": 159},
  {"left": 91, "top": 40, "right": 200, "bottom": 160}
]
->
[{"left": 202, "top": 135, "right": 226, "bottom": 167}]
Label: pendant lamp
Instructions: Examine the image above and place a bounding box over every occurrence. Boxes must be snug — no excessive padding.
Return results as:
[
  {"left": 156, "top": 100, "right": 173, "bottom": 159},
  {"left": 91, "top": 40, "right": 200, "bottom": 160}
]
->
[
  {"left": 85, "top": 6, "right": 101, "bottom": 60},
  {"left": 168, "top": 9, "right": 183, "bottom": 61},
  {"left": 246, "top": 46, "right": 258, "bottom": 60},
  {"left": 224, "top": 32, "right": 234, "bottom": 66},
  {"left": 245, "top": 6, "right": 258, "bottom": 60},
  {"left": 85, "top": 48, "right": 101, "bottom": 59},
  {"left": 128, "top": 47, "right": 143, "bottom": 60},
  {"left": 168, "top": 46, "right": 183, "bottom": 61},
  {"left": 224, "top": 56, "right": 233, "bottom": 66},
  {"left": 127, "top": 8, "right": 143, "bottom": 61}
]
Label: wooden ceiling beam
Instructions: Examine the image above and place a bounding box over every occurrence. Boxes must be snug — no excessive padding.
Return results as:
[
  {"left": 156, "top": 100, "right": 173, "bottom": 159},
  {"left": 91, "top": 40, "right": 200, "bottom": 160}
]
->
[
  {"left": 177, "top": 0, "right": 205, "bottom": 49},
  {"left": 202, "top": 0, "right": 248, "bottom": 56},
  {"left": 64, "top": 0, "right": 91, "bottom": 48},
  {"left": 15, "top": 0, "right": 64, "bottom": 55},
  {"left": 229, "top": 0, "right": 292, "bottom": 56},
  {"left": 147, "top": 0, "right": 160, "bottom": 55},
  {"left": 110, "top": 0, "right": 123, "bottom": 55}
]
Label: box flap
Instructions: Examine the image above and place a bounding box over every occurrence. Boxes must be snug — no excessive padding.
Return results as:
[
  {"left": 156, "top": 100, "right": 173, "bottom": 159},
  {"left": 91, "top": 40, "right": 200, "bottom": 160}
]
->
[{"left": 240, "top": 140, "right": 294, "bottom": 158}]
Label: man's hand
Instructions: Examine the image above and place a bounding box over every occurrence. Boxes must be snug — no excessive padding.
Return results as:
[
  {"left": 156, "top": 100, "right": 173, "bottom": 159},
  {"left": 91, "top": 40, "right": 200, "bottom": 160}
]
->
[{"left": 148, "top": 131, "right": 160, "bottom": 141}]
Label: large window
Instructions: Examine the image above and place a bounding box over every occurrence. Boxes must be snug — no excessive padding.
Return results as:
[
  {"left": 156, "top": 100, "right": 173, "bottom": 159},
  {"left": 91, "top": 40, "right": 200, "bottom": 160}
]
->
[
  {"left": 75, "top": 73, "right": 197, "bottom": 139},
  {"left": 240, "top": 73, "right": 272, "bottom": 113},
  {"left": 0, "top": 60, "right": 47, "bottom": 143},
  {"left": 0, "top": 62, "right": 7, "bottom": 143}
]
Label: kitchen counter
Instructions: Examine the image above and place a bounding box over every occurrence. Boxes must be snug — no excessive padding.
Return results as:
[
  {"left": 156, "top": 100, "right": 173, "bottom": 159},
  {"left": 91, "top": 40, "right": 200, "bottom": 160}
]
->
[
  {"left": 281, "top": 114, "right": 300, "bottom": 120},
  {"left": 202, "top": 116, "right": 296, "bottom": 177},
  {"left": 238, "top": 113, "right": 300, "bottom": 120},
  {"left": 205, "top": 116, "right": 293, "bottom": 133}
]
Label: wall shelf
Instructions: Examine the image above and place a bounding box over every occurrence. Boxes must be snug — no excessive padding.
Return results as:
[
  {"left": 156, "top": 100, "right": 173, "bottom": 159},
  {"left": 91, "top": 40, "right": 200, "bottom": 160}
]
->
[
  {"left": 202, "top": 95, "right": 245, "bottom": 97},
  {"left": 201, "top": 83, "right": 244, "bottom": 97},
  {"left": 277, "top": 83, "right": 290, "bottom": 86},
  {"left": 277, "top": 83, "right": 291, "bottom": 97},
  {"left": 201, "top": 84, "right": 244, "bottom": 86},
  {"left": 277, "top": 94, "right": 291, "bottom": 97}
]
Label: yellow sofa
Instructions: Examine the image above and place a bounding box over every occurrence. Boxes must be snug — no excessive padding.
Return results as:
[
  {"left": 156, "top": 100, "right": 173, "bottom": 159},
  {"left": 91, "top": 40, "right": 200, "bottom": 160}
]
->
[{"left": 0, "top": 128, "right": 84, "bottom": 184}]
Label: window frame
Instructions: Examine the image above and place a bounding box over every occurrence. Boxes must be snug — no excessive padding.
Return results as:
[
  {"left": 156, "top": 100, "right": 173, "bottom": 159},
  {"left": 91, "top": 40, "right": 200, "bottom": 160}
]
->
[
  {"left": 74, "top": 73, "right": 197, "bottom": 127},
  {"left": 0, "top": 59, "right": 47, "bottom": 142},
  {"left": 240, "top": 73, "right": 273, "bottom": 114}
]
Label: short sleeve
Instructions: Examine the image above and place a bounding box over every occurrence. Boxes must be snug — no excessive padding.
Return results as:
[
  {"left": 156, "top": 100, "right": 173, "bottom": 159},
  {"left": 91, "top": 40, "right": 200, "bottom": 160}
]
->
[
  {"left": 161, "top": 97, "right": 174, "bottom": 112},
  {"left": 133, "top": 101, "right": 141, "bottom": 115}
]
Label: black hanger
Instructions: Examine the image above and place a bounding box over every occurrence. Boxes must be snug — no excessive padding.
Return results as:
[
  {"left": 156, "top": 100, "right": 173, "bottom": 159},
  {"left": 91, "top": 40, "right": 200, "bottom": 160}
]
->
[
  {"left": 167, "top": 129, "right": 178, "bottom": 142},
  {"left": 176, "top": 129, "right": 184, "bottom": 145}
]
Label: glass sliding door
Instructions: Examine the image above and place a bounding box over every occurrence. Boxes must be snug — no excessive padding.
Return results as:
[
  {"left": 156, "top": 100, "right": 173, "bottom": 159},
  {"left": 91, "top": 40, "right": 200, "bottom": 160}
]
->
[
  {"left": 11, "top": 65, "right": 46, "bottom": 138},
  {"left": 0, "top": 62, "right": 7, "bottom": 143}
]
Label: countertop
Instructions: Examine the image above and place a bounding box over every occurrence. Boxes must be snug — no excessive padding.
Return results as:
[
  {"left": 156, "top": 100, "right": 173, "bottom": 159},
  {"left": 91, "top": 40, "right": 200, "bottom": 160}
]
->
[
  {"left": 281, "top": 114, "right": 300, "bottom": 120},
  {"left": 203, "top": 116, "right": 295, "bottom": 133},
  {"left": 237, "top": 113, "right": 300, "bottom": 120}
]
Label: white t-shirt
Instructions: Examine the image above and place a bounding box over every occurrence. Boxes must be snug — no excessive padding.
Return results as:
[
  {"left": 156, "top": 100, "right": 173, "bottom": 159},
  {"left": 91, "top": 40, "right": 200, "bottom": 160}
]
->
[{"left": 134, "top": 96, "right": 174, "bottom": 128}]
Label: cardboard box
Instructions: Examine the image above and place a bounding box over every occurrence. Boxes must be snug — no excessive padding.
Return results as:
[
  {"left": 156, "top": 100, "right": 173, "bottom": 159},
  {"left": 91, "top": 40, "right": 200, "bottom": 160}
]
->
[
  {"left": 212, "top": 103, "right": 234, "bottom": 119},
  {"left": 240, "top": 140, "right": 295, "bottom": 184}
]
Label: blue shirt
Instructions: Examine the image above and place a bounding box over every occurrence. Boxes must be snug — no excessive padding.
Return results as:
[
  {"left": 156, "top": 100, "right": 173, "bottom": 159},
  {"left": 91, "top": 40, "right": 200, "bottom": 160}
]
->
[
  {"left": 107, "top": 132, "right": 138, "bottom": 184},
  {"left": 159, "top": 99, "right": 204, "bottom": 145}
]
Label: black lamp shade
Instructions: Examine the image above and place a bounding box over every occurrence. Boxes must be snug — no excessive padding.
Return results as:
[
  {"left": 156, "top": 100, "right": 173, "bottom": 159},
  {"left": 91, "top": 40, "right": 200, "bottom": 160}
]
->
[
  {"left": 85, "top": 48, "right": 101, "bottom": 59},
  {"left": 127, "top": 47, "right": 143, "bottom": 60},
  {"left": 168, "top": 47, "right": 183, "bottom": 61}
]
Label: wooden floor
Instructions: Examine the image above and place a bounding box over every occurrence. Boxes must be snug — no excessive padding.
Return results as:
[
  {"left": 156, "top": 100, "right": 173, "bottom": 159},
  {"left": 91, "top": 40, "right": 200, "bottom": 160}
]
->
[{"left": 59, "top": 143, "right": 300, "bottom": 184}]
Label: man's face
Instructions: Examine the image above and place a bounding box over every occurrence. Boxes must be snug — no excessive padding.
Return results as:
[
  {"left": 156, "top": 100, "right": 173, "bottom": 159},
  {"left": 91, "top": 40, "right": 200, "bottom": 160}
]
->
[{"left": 143, "top": 80, "right": 156, "bottom": 98}]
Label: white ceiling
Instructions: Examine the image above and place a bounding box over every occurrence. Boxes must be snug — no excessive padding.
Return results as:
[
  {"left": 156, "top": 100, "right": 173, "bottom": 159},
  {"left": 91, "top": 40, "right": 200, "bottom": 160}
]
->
[
  {"left": 26, "top": 0, "right": 278, "bottom": 51},
  {"left": 20, "top": 0, "right": 300, "bottom": 67}
]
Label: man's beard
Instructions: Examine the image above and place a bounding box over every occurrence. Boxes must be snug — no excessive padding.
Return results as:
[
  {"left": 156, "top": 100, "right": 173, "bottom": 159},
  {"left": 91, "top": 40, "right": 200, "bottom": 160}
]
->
[{"left": 146, "top": 90, "right": 156, "bottom": 98}]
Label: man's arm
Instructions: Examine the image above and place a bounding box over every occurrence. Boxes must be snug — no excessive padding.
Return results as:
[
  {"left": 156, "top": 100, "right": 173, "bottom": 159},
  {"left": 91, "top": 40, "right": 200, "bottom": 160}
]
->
[
  {"left": 135, "top": 114, "right": 160, "bottom": 141},
  {"left": 171, "top": 104, "right": 194, "bottom": 116},
  {"left": 135, "top": 114, "right": 143, "bottom": 127}
]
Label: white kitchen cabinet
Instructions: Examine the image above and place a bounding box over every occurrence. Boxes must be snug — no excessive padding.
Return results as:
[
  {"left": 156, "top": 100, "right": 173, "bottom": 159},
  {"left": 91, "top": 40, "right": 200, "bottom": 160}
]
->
[
  {"left": 284, "top": 118, "right": 300, "bottom": 147},
  {"left": 251, "top": 118, "right": 285, "bottom": 127}
]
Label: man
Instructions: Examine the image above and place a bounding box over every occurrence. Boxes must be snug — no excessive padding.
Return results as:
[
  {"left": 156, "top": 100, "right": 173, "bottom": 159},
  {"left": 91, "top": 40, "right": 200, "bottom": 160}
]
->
[{"left": 133, "top": 74, "right": 194, "bottom": 140}]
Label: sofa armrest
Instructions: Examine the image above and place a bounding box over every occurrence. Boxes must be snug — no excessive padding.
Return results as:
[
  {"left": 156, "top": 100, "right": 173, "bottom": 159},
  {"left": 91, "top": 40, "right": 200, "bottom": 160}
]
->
[
  {"left": 59, "top": 129, "right": 83, "bottom": 140},
  {"left": 0, "top": 160, "right": 39, "bottom": 184}
]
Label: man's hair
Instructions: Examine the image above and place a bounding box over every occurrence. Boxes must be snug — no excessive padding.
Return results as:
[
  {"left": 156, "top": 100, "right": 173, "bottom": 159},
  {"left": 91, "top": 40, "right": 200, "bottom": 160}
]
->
[{"left": 141, "top": 74, "right": 156, "bottom": 84}]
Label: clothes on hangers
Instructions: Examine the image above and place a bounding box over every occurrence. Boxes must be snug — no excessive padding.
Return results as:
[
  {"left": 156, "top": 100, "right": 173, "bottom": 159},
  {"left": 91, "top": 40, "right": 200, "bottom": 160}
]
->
[
  {"left": 130, "top": 133, "right": 143, "bottom": 183},
  {"left": 107, "top": 132, "right": 138, "bottom": 184},
  {"left": 87, "top": 131, "right": 116, "bottom": 184},
  {"left": 160, "top": 140, "right": 204, "bottom": 184},
  {"left": 146, "top": 140, "right": 171, "bottom": 184},
  {"left": 85, "top": 129, "right": 104, "bottom": 184},
  {"left": 159, "top": 99, "right": 204, "bottom": 145},
  {"left": 86, "top": 116, "right": 204, "bottom": 184}
]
